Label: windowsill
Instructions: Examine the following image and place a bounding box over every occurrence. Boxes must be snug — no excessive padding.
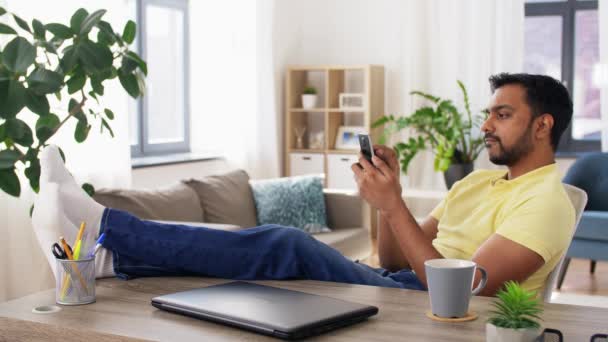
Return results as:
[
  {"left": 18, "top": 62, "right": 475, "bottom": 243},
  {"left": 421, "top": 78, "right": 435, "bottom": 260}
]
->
[
  {"left": 131, "top": 151, "right": 223, "bottom": 169},
  {"left": 555, "top": 151, "right": 592, "bottom": 159}
]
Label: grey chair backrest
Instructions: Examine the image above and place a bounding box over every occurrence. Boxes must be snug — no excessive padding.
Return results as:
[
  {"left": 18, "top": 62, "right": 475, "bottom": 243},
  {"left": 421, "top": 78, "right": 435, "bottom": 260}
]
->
[
  {"left": 562, "top": 152, "right": 608, "bottom": 211},
  {"left": 542, "top": 184, "right": 588, "bottom": 302}
]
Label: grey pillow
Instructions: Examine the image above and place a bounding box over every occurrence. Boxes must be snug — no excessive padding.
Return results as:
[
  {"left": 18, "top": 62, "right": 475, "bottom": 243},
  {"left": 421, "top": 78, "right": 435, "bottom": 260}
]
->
[
  {"left": 183, "top": 169, "right": 258, "bottom": 228},
  {"left": 93, "top": 182, "right": 204, "bottom": 222}
]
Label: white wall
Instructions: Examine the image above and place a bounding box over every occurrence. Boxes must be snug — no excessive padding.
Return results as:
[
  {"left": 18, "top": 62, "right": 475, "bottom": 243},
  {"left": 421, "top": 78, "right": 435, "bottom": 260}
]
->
[
  {"left": 131, "top": 159, "right": 233, "bottom": 189},
  {"left": 272, "top": 0, "right": 578, "bottom": 189}
]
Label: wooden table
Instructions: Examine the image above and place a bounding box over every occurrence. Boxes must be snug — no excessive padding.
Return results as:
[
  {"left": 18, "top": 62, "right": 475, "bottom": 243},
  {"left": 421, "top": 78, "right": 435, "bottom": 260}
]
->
[{"left": 1, "top": 277, "right": 607, "bottom": 341}]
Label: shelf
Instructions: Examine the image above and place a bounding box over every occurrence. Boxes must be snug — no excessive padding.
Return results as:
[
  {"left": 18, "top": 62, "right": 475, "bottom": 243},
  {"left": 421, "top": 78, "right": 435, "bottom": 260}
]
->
[
  {"left": 326, "top": 149, "right": 359, "bottom": 155},
  {"left": 290, "top": 108, "right": 326, "bottom": 112},
  {"left": 327, "top": 108, "right": 366, "bottom": 112},
  {"left": 289, "top": 149, "right": 325, "bottom": 154}
]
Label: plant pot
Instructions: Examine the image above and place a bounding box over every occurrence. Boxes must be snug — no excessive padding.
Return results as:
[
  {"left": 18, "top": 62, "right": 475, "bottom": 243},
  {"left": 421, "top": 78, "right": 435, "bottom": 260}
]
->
[
  {"left": 486, "top": 323, "right": 540, "bottom": 342},
  {"left": 302, "top": 94, "right": 317, "bottom": 109},
  {"left": 443, "top": 162, "right": 474, "bottom": 190}
]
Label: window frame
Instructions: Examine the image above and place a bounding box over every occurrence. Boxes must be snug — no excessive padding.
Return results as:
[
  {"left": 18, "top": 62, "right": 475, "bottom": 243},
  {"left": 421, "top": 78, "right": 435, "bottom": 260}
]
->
[
  {"left": 131, "top": 0, "right": 191, "bottom": 157},
  {"left": 525, "top": 0, "right": 600, "bottom": 153}
]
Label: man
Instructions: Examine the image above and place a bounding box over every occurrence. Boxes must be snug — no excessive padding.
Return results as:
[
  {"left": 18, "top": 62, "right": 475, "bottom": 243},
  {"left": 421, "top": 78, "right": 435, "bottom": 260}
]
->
[
  {"left": 33, "top": 73, "right": 574, "bottom": 296},
  {"left": 354, "top": 73, "right": 574, "bottom": 295}
]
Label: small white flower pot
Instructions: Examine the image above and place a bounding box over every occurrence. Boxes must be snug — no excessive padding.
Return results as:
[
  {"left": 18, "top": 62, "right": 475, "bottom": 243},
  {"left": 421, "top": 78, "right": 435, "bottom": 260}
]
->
[
  {"left": 302, "top": 94, "right": 317, "bottom": 109},
  {"left": 486, "top": 323, "right": 540, "bottom": 342}
]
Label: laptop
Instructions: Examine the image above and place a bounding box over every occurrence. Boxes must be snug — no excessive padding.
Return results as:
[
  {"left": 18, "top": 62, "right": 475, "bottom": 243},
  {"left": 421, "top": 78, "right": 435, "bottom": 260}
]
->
[{"left": 151, "top": 281, "right": 379, "bottom": 340}]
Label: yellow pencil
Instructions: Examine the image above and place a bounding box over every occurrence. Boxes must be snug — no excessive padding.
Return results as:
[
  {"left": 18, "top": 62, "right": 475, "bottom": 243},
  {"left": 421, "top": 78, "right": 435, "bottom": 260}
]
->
[{"left": 73, "top": 221, "right": 86, "bottom": 260}]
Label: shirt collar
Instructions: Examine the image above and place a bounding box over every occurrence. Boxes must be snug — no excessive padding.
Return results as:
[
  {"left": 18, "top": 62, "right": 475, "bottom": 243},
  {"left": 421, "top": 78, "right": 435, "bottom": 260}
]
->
[{"left": 491, "top": 163, "right": 558, "bottom": 187}]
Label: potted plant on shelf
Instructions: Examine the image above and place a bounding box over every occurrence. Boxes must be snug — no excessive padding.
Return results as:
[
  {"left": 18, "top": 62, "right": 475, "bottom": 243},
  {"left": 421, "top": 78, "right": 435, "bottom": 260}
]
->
[
  {"left": 0, "top": 6, "right": 146, "bottom": 213},
  {"left": 301, "top": 86, "right": 317, "bottom": 109},
  {"left": 486, "top": 281, "right": 543, "bottom": 342},
  {"left": 372, "top": 81, "right": 486, "bottom": 189}
]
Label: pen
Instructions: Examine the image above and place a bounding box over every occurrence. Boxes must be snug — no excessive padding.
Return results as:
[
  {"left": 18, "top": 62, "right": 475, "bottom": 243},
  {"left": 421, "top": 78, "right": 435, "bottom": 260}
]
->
[{"left": 88, "top": 233, "right": 106, "bottom": 258}]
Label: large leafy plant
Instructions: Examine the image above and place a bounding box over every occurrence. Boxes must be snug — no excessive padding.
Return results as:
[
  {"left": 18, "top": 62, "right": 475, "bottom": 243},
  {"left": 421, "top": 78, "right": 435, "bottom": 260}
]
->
[
  {"left": 372, "top": 81, "right": 485, "bottom": 174},
  {"left": 488, "top": 281, "right": 543, "bottom": 330},
  {"left": 0, "top": 7, "right": 146, "bottom": 201}
]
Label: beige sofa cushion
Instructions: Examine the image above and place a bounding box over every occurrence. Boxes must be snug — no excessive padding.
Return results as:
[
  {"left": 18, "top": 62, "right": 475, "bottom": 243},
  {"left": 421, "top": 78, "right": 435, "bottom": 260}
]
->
[
  {"left": 183, "top": 170, "right": 258, "bottom": 228},
  {"left": 93, "top": 183, "right": 204, "bottom": 222}
]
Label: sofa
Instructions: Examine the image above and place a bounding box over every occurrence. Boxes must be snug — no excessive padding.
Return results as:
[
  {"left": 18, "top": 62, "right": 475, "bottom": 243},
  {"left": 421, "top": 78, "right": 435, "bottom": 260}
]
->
[{"left": 93, "top": 169, "right": 371, "bottom": 260}]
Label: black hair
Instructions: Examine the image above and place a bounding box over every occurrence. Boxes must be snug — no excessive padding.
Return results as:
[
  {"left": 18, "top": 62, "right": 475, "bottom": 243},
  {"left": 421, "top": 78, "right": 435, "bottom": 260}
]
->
[{"left": 489, "top": 73, "right": 573, "bottom": 150}]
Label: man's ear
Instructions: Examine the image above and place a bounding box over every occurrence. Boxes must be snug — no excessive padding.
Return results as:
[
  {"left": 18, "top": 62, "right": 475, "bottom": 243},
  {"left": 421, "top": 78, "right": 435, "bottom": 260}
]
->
[{"left": 536, "top": 114, "right": 554, "bottom": 139}]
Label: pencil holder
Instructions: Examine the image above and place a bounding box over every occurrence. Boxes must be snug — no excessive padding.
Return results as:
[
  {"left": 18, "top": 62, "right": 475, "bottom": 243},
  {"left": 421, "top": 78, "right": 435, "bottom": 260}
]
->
[{"left": 55, "top": 257, "right": 96, "bottom": 305}]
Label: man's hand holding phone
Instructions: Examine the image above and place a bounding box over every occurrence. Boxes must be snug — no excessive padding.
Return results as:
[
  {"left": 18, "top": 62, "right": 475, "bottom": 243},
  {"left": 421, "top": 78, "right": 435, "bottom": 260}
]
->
[{"left": 352, "top": 135, "right": 404, "bottom": 213}]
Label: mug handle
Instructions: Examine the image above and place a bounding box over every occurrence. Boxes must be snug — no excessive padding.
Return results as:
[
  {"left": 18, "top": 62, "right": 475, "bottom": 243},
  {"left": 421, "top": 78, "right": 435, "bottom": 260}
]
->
[{"left": 471, "top": 266, "right": 488, "bottom": 296}]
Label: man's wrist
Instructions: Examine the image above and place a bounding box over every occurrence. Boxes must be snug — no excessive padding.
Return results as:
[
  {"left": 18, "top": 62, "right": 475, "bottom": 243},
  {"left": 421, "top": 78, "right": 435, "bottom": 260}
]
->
[{"left": 381, "top": 199, "right": 409, "bottom": 223}]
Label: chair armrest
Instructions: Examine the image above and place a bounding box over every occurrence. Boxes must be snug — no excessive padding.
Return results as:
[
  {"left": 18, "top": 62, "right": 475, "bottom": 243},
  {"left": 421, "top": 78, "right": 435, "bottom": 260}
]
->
[
  {"left": 323, "top": 189, "right": 363, "bottom": 229},
  {"left": 574, "top": 211, "right": 608, "bottom": 241}
]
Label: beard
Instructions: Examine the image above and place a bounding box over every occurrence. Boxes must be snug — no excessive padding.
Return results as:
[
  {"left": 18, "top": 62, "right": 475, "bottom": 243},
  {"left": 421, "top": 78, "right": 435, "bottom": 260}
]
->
[{"left": 486, "top": 124, "right": 534, "bottom": 166}]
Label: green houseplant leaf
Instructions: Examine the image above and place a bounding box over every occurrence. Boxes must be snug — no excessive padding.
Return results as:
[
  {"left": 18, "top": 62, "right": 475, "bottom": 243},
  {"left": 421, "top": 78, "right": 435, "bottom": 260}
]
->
[
  {"left": 45, "top": 23, "right": 73, "bottom": 39},
  {"left": 122, "top": 20, "right": 136, "bottom": 44},
  {"left": 78, "top": 40, "right": 113, "bottom": 73},
  {"left": 27, "top": 68, "right": 64, "bottom": 94},
  {"left": 12, "top": 14, "right": 31, "bottom": 33},
  {"left": 3, "top": 36, "right": 36, "bottom": 73},
  {"left": 32, "top": 19, "right": 45, "bottom": 39},
  {"left": 25, "top": 90, "right": 50, "bottom": 115},
  {"left": 0, "top": 23, "right": 17, "bottom": 35},
  {"left": 35, "top": 113, "right": 60, "bottom": 142},
  {"left": 118, "top": 72, "right": 140, "bottom": 98},
  {"left": 70, "top": 8, "right": 89, "bottom": 33},
  {"left": 0, "top": 150, "right": 21, "bottom": 169},
  {"left": 79, "top": 9, "right": 106, "bottom": 35},
  {"left": 6, "top": 118, "right": 33, "bottom": 146},
  {"left": 0, "top": 80, "right": 26, "bottom": 118},
  {"left": 0, "top": 168, "right": 20, "bottom": 197}
]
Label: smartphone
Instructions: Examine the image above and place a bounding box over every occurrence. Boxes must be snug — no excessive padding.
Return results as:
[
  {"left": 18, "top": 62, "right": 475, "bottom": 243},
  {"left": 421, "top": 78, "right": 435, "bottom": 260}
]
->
[{"left": 358, "top": 134, "right": 375, "bottom": 163}]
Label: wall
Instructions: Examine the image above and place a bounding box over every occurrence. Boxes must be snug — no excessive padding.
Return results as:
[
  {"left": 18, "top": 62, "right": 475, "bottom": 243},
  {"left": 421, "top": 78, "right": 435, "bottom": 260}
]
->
[
  {"left": 272, "top": 0, "right": 578, "bottom": 189},
  {"left": 131, "top": 159, "right": 233, "bottom": 189}
]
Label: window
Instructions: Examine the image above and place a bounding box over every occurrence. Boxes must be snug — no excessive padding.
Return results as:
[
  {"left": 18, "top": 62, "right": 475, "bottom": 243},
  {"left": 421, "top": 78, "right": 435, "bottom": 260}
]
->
[
  {"left": 524, "top": 0, "right": 600, "bottom": 153},
  {"left": 131, "top": 0, "right": 190, "bottom": 157}
]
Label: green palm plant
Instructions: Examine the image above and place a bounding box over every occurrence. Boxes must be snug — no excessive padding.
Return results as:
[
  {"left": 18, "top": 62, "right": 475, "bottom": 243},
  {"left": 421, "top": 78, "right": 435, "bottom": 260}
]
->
[
  {"left": 488, "top": 281, "right": 543, "bottom": 329},
  {"left": 372, "top": 81, "right": 486, "bottom": 174}
]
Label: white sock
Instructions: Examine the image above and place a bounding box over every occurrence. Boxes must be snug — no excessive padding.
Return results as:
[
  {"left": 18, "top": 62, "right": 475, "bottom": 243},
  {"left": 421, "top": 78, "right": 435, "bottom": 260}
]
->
[{"left": 33, "top": 145, "right": 115, "bottom": 278}]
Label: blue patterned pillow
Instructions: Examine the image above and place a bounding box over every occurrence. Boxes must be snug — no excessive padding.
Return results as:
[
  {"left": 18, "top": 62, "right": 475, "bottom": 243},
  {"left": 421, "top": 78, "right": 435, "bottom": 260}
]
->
[{"left": 250, "top": 176, "right": 330, "bottom": 233}]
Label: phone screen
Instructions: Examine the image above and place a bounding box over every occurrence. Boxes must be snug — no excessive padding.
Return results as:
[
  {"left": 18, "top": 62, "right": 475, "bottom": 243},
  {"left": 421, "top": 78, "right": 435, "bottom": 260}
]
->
[{"left": 359, "top": 134, "right": 374, "bottom": 163}]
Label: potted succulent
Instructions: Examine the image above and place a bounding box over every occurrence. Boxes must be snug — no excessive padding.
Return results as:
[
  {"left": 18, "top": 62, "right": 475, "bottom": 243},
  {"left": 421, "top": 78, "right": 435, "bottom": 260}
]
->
[
  {"left": 486, "top": 281, "right": 543, "bottom": 342},
  {"left": 301, "top": 86, "right": 317, "bottom": 109},
  {"left": 372, "top": 81, "right": 486, "bottom": 189}
]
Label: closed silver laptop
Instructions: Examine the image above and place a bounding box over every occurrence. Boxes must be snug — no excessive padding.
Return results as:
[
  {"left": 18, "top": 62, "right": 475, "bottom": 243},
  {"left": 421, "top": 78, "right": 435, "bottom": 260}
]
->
[{"left": 151, "top": 281, "right": 379, "bottom": 339}]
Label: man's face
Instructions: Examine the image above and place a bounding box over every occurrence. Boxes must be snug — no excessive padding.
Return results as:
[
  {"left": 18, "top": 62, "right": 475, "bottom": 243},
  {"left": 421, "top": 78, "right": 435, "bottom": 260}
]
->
[{"left": 482, "top": 84, "right": 536, "bottom": 166}]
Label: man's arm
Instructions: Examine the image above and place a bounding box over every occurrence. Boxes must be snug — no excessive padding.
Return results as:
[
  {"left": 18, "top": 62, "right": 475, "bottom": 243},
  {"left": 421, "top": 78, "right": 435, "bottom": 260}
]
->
[
  {"left": 354, "top": 150, "right": 547, "bottom": 296},
  {"left": 378, "top": 213, "right": 439, "bottom": 271},
  {"left": 371, "top": 145, "right": 439, "bottom": 271}
]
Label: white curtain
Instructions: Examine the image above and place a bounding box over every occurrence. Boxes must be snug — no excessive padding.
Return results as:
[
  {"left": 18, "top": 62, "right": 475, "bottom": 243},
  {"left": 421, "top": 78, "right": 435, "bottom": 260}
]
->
[
  {"left": 0, "top": 0, "right": 134, "bottom": 302},
  {"left": 601, "top": 0, "right": 608, "bottom": 151},
  {"left": 402, "top": 0, "right": 525, "bottom": 190},
  {"left": 189, "top": 0, "right": 281, "bottom": 180}
]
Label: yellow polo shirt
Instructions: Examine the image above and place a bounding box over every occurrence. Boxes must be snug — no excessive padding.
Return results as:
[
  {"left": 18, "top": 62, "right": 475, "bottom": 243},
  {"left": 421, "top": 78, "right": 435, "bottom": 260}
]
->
[{"left": 430, "top": 164, "right": 575, "bottom": 295}]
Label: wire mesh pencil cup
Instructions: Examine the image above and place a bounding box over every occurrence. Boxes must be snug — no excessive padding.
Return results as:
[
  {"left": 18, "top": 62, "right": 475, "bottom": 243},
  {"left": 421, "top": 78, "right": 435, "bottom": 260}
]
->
[{"left": 55, "top": 257, "right": 96, "bottom": 305}]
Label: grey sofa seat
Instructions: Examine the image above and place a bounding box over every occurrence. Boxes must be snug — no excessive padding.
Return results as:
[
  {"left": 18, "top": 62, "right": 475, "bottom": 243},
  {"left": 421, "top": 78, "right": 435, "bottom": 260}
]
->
[{"left": 93, "top": 172, "right": 369, "bottom": 260}]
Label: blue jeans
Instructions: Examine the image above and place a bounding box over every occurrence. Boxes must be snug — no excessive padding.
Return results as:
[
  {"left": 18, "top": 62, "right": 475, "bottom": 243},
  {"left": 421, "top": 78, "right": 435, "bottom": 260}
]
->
[{"left": 99, "top": 208, "right": 425, "bottom": 291}]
